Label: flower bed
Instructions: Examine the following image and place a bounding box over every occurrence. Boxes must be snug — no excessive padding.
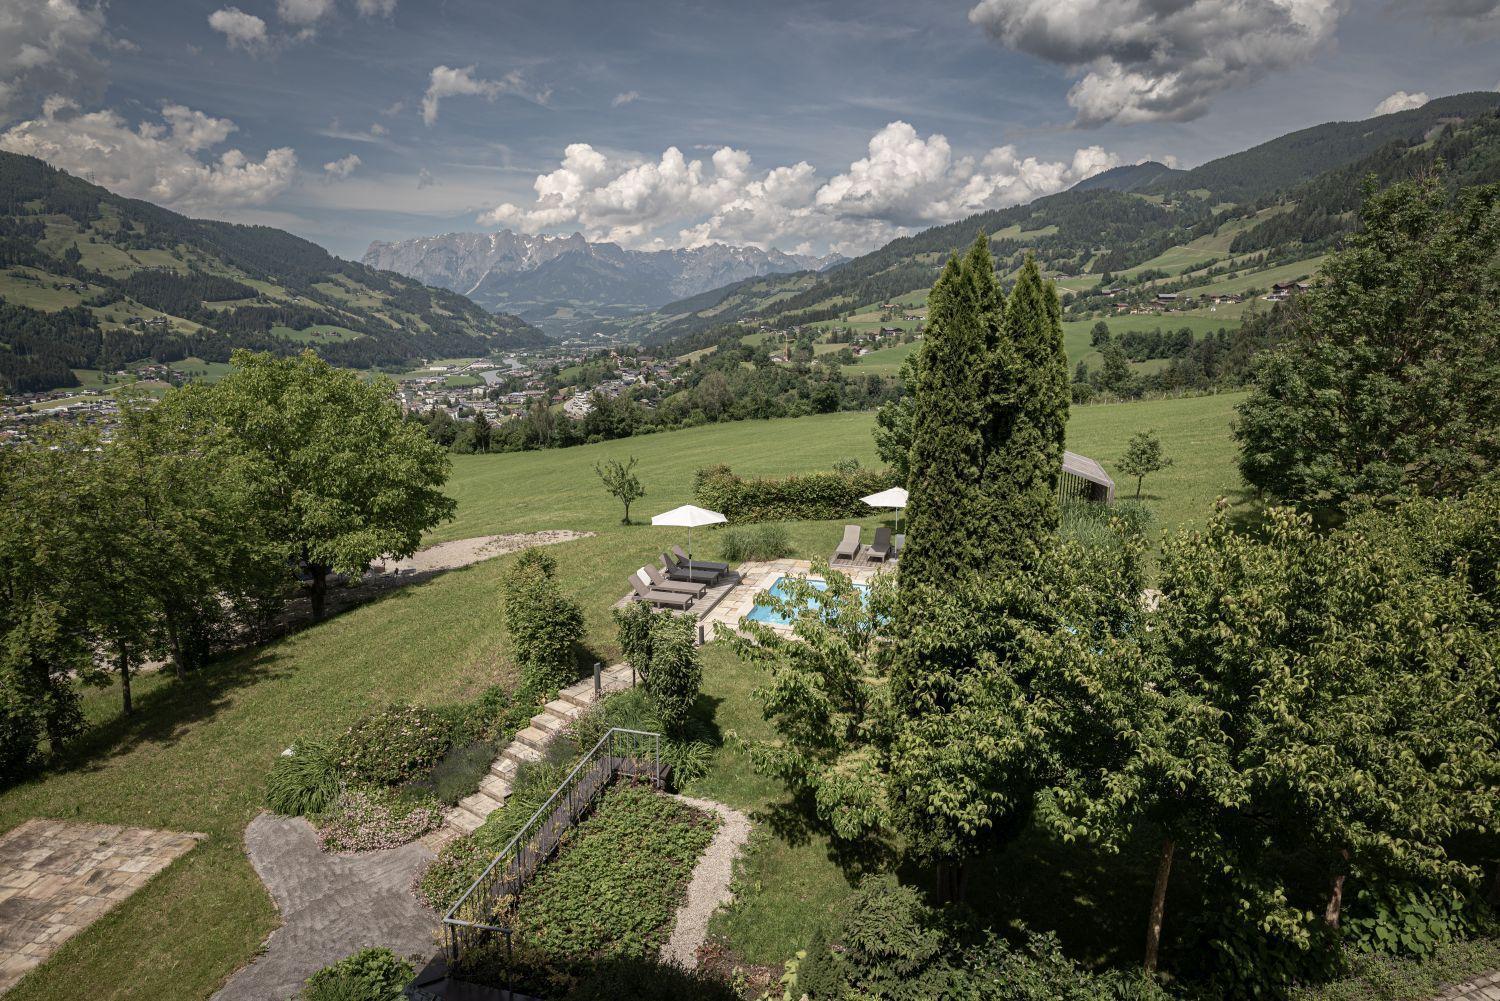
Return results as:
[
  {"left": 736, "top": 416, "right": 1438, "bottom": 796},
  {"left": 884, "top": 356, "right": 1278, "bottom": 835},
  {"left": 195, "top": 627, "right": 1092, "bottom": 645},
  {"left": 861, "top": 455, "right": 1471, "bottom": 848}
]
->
[{"left": 458, "top": 781, "right": 718, "bottom": 994}]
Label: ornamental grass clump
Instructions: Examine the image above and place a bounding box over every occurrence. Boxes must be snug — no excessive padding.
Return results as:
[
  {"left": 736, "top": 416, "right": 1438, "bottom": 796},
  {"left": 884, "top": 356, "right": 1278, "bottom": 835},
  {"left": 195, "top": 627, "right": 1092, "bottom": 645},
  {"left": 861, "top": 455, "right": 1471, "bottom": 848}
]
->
[{"left": 265, "top": 739, "right": 341, "bottom": 817}]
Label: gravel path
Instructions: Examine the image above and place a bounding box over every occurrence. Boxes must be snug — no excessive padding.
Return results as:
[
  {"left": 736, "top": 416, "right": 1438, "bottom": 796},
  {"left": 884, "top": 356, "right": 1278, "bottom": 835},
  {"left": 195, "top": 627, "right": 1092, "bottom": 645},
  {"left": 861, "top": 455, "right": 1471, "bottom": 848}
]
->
[
  {"left": 373, "top": 531, "right": 591, "bottom": 577},
  {"left": 213, "top": 814, "right": 437, "bottom": 1001},
  {"left": 659, "top": 795, "right": 752, "bottom": 970}
]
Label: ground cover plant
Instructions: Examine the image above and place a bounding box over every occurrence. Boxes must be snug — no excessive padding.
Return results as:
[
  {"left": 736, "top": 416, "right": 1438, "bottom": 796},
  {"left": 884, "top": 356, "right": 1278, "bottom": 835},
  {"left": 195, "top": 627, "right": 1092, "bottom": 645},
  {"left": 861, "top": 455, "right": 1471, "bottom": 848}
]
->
[
  {"left": 462, "top": 782, "right": 717, "bottom": 996},
  {"left": 301, "top": 946, "right": 413, "bottom": 1001}
]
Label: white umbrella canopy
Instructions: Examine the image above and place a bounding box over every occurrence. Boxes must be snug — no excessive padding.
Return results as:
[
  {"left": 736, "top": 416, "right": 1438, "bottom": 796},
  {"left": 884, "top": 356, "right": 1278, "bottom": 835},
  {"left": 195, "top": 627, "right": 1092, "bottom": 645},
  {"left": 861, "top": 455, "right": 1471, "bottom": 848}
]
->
[
  {"left": 861, "top": 486, "right": 908, "bottom": 533},
  {"left": 650, "top": 504, "right": 727, "bottom": 561}
]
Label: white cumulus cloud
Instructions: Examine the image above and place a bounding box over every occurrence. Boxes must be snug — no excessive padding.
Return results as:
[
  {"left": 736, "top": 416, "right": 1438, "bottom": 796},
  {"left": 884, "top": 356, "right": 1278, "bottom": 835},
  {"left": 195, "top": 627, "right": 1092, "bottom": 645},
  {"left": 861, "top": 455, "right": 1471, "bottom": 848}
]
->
[
  {"left": 968, "top": 0, "right": 1345, "bottom": 125},
  {"left": 480, "top": 121, "right": 1118, "bottom": 256},
  {"left": 421, "top": 65, "right": 550, "bottom": 126},
  {"left": 611, "top": 90, "right": 640, "bottom": 107},
  {"left": 276, "top": 0, "right": 333, "bottom": 25},
  {"left": 1373, "top": 90, "right": 1430, "bottom": 115},
  {"left": 322, "top": 153, "right": 361, "bottom": 178},
  {"left": 208, "top": 6, "right": 269, "bottom": 52},
  {"left": 0, "top": 99, "right": 297, "bottom": 213},
  {"left": 0, "top": 0, "right": 113, "bottom": 124}
]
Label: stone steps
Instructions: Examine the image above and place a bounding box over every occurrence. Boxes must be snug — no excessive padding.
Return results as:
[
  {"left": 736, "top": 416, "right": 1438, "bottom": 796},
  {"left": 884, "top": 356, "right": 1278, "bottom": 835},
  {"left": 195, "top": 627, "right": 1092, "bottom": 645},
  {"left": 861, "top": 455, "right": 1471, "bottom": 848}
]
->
[{"left": 434, "top": 664, "right": 637, "bottom": 840}]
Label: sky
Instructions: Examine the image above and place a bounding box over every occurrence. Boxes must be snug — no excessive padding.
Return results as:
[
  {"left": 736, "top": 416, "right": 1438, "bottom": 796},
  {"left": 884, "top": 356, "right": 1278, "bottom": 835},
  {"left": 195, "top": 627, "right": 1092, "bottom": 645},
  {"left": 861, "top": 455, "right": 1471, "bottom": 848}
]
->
[{"left": 0, "top": 0, "right": 1497, "bottom": 260}]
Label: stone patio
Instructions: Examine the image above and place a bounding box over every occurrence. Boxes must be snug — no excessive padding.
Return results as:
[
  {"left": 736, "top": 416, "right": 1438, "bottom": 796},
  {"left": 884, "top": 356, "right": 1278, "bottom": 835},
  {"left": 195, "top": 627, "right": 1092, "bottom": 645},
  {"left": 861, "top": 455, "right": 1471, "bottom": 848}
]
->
[
  {"left": 0, "top": 819, "right": 203, "bottom": 993},
  {"left": 698, "top": 558, "right": 885, "bottom": 639}
]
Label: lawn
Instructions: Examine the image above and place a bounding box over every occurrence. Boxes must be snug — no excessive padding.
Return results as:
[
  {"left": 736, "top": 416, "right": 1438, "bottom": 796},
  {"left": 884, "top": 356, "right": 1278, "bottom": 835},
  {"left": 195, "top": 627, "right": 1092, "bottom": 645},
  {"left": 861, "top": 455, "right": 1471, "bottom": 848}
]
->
[{"left": 0, "top": 393, "right": 1246, "bottom": 999}]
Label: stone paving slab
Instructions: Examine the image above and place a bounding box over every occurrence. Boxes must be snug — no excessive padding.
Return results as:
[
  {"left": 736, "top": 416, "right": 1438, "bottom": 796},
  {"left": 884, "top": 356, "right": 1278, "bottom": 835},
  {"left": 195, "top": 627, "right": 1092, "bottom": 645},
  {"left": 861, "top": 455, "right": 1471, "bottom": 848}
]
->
[
  {"left": 1433, "top": 970, "right": 1500, "bottom": 1001},
  {"left": 213, "top": 813, "right": 437, "bottom": 1001},
  {"left": 0, "top": 818, "right": 203, "bottom": 994}
]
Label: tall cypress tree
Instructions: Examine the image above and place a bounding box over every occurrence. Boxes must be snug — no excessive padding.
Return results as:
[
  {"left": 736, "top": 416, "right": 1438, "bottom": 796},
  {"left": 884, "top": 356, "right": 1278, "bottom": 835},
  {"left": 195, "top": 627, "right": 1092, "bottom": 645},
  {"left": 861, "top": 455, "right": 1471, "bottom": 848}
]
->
[
  {"left": 897, "top": 249, "right": 992, "bottom": 590},
  {"left": 988, "top": 253, "right": 1068, "bottom": 552}
]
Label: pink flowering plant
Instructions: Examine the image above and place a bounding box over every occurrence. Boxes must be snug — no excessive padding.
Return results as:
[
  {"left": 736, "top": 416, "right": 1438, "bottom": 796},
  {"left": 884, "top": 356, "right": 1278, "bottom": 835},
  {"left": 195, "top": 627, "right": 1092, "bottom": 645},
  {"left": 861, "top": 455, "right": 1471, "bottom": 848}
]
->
[{"left": 317, "top": 788, "right": 443, "bottom": 852}]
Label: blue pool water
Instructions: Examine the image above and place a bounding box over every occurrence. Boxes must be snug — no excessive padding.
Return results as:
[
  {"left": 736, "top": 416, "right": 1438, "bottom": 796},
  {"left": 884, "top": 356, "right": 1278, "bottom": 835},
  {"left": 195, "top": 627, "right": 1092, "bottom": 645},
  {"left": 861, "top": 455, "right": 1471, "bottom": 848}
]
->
[{"left": 744, "top": 576, "right": 871, "bottom": 627}]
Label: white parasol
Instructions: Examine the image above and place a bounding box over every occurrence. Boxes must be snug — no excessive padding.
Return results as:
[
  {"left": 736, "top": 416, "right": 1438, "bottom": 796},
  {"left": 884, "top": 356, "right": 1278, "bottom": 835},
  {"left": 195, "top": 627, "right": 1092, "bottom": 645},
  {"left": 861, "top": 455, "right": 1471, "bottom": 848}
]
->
[
  {"left": 650, "top": 504, "right": 727, "bottom": 561},
  {"left": 860, "top": 486, "right": 908, "bottom": 534}
]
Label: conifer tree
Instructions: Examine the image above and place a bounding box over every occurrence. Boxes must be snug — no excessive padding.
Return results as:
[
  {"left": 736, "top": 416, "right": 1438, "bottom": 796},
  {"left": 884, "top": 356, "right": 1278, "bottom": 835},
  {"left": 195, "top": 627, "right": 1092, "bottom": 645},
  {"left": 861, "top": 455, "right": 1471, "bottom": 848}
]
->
[
  {"left": 897, "top": 251, "right": 991, "bottom": 590},
  {"left": 988, "top": 253, "right": 1068, "bottom": 551}
]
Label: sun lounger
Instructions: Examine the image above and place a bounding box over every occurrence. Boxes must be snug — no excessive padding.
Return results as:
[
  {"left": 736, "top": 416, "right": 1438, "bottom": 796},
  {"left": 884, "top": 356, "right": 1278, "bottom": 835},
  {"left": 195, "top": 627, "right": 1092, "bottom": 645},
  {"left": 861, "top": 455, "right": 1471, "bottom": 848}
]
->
[
  {"left": 866, "top": 526, "right": 893, "bottom": 562},
  {"left": 661, "top": 552, "right": 723, "bottom": 585},
  {"left": 671, "top": 545, "right": 729, "bottom": 573},
  {"left": 629, "top": 573, "right": 694, "bottom": 610},
  {"left": 642, "top": 565, "right": 706, "bottom": 597},
  {"left": 832, "top": 524, "right": 862, "bottom": 562}
]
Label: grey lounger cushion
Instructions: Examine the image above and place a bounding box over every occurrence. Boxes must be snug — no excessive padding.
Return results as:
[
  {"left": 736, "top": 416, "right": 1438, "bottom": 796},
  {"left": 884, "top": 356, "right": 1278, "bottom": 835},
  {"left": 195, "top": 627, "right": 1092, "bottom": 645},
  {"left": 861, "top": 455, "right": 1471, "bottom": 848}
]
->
[
  {"left": 672, "top": 545, "right": 729, "bottom": 572},
  {"left": 833, "top": 524, "right": 862, "bottom": 560},
  {"left": 643, "top": 565, "right": 706, "bottom": 596},
  {"left": 629, "top": 573, "right": 693, "bottom": 609}
]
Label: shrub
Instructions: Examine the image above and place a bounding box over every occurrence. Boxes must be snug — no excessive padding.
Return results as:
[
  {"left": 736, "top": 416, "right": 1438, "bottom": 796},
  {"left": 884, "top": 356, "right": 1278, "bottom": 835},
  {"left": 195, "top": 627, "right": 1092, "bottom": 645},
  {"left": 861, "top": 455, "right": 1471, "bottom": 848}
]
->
[
  {"left": 694, "top": 464, "right": 899, "bottom": 522},
  {"left": 302, "top": 946, "right": 413, "bottom": 1001},
  {"left": 316, "top": 788, "right": 442, "bottom": 852},
  {"left": 645, "top": 613, "right": 701, "bottom": 739},
  {"left": 717, "top": 523, "right": 792, "bottom": 562},
  {"left": 0, "top": 674, "right": 42, "bottom": 784},
  {"left": 266, "top": 739, "right": 341, "bottom": 817},
  {"left": 1344, "top": 881, "right": 1487, "bottom": 959},
  {"left": 334, "top": 703, "right": 452, "bottom": 786},
  {"left": 401, "top": 737, "right": 501, "bottom": 806},
  {"left": 613, "top": 601, "right": 655, "bottom": 673},
  {"left": 503, "top": 549, "right": 585, "bottom": 693},
  {"left": 792, "top": 875, "right": 1171, "bottom": 1001}
]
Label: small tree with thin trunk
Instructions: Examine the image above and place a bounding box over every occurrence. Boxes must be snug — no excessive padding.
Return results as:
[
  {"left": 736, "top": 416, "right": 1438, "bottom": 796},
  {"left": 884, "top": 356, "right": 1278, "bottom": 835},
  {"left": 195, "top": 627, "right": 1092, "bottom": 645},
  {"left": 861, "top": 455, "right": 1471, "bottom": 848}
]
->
[
  {"left": 594, "top": 456, "right": 645, "bottom": 525},
  {"left": 1119, "top": 429, "right": 1172, "bottom": 498}
]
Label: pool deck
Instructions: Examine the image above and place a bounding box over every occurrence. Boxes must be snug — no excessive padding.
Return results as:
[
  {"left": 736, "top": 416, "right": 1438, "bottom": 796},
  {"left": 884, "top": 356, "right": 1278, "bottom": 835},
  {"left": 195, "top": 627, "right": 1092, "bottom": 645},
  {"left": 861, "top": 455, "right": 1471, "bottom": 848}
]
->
[{"left": 699, "top": 559, "right": 885, "bottom": 639}]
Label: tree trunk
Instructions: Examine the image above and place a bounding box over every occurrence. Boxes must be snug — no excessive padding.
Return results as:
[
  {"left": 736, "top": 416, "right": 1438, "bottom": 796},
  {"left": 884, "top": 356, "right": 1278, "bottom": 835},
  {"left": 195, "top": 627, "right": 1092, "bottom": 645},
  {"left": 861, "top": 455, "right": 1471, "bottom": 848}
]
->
[
  {"left": 309, "top": 564, "right": 328, "bottom": 620},
  {"left": 1325, "top": 848, "right": 1350, "bottom": 929},
  {"left": 1144, "top": 836, "right": 1175, "bottom": 975},
  {"left": 165, "top": 610, "right": 184, "bottom": 679},
  {"left": 934, "top": 860, "right": 966, "bottom": 905},
  {"left": 1135, "top": 475, "right": 1144, "bottom": 499},
  {"left": 118, "top": 648, "right": 132, "bottom": 716}
]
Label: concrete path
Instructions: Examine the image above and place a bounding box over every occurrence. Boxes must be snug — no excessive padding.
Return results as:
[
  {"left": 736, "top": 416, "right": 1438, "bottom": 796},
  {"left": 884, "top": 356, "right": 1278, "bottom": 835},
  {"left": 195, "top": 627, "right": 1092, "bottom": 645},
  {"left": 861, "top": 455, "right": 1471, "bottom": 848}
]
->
[
  {"left": 213, "top": 814, "right": 437, "bottom": 1001},
  {"left": 659, "top": 795, "right": 752, "bottom": 970}
]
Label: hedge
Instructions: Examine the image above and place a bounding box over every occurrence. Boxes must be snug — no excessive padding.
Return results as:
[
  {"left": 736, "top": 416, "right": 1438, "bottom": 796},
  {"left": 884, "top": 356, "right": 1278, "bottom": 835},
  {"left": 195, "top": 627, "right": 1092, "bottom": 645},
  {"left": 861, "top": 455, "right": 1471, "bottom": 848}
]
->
[{"left": 694, "top": 464, "right": 899, "bottom": 522}]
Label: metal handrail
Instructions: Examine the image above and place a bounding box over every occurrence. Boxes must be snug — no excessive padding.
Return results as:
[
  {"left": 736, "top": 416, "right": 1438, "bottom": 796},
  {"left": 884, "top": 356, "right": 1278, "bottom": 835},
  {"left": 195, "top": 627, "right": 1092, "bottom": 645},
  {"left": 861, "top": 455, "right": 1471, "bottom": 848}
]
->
[{"left": 440, "top": 726, "right": 662, "bottom": 974}]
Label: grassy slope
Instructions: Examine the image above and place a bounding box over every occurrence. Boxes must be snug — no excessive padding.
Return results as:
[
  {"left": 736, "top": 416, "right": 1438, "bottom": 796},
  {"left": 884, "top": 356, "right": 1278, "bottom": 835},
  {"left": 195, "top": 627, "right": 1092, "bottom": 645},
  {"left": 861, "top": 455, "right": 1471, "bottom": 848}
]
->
[{"left": 0, "top": 394, "right": 1245, "bottom": 999}]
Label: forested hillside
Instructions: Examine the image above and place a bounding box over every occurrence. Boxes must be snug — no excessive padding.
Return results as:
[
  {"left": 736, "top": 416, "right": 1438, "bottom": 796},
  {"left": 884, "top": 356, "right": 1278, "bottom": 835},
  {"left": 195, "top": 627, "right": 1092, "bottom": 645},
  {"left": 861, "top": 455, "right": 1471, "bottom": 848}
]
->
[
  {"left": 609, "top": 93, "right": 1500, "bottom": 350},
  {"left": 0, "top": 153, "right": 544, "bottom": 394}
]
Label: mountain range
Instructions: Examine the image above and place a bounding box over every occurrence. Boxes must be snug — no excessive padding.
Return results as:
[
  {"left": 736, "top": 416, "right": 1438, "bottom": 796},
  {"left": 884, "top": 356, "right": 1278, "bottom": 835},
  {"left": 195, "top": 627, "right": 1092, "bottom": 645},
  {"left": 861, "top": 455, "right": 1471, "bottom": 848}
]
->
[
  {"left": 599, "top": 91, "right": 1500, "bottom": 349},
  {"left": 0, "top": 151, "right": 543, "bottom": 394},
  {"left": 361, "top": 230, "right": 843, "bottom": 334}
]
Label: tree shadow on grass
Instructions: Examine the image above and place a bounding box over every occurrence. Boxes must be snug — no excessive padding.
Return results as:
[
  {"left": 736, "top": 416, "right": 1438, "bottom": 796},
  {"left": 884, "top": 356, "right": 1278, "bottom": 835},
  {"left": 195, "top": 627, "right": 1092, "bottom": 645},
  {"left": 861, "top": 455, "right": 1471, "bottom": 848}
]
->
[{"left": 54, "top": 648, "right": 293, "bottom": 774}]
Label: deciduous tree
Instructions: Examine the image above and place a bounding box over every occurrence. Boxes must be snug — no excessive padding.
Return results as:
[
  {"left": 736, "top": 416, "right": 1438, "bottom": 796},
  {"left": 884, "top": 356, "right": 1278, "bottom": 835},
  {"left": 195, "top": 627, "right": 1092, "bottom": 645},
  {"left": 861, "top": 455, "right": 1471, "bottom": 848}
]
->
[
  {"left": 1236, "top": 173, "right": 1500, "bottom": 514},
  {"left": 195, "top": 350, "right": 456, "bottom": 619}
]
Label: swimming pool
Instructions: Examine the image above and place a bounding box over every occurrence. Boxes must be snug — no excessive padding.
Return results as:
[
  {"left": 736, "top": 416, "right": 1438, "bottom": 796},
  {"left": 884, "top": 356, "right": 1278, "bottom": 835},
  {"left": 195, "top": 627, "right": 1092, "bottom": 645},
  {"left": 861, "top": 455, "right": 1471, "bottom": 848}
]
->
[{"left": 744, "top": 575, "right": 871, "bottom": 627}]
